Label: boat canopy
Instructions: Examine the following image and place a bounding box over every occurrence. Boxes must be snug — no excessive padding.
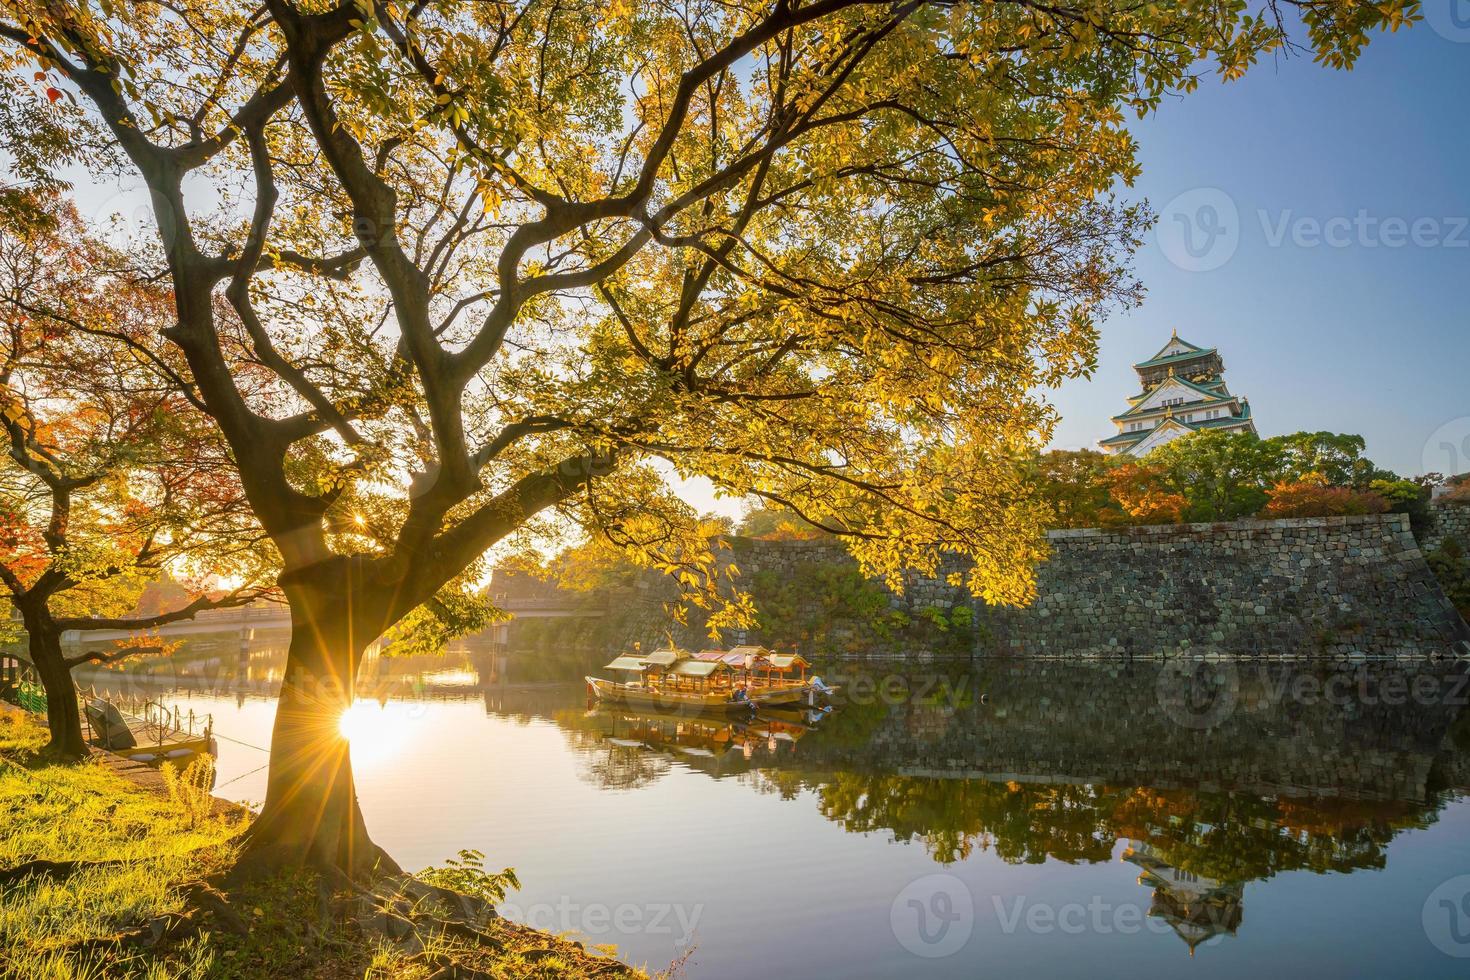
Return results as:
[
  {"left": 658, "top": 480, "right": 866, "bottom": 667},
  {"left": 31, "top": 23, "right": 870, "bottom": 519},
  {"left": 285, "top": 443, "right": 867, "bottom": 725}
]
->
[
  {"left": 666, "top": 660, "right": 731, "bottom": 678},
  {"left": 604, "top": 655, "right": 651, "bottom": 672},
  {"left": 695, "top": 650, "right": 750, "bottom": 667},
  {"left": 765, "top": 653, "right": 811, "bottom": 671},
  {"left": 641, "top": 649, "right": 685, "bottom": 667},
  {"left": 727, "top": 645, "right": 772, "bottom": 659}
]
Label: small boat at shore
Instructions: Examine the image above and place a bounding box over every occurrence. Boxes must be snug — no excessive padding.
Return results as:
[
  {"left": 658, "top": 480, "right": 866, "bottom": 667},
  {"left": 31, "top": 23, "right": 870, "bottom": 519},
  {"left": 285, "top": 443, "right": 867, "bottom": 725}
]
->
[
  {"left": 585, "top": 645, "right": 837, "bottom": 714},
  {"left": 83, "top": 692, "right": 217, "bottom": 767}
]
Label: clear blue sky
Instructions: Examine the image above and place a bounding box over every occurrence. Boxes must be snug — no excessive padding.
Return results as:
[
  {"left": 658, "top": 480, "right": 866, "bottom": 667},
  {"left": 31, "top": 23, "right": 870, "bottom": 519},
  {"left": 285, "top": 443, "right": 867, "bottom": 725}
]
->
[{"left": 1047, "top": 20, "right": 1470, "bottom": 480}]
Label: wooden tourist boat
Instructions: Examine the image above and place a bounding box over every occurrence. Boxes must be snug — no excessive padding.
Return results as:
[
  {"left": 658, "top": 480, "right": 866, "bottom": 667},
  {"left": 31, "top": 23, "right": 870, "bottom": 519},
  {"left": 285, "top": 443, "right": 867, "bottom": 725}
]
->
[
  {"left": 586, "top": 652, "right": 757, "bottom": 714},
  {"left": 585, "top": 645, "right": 838, "bottom": 713}
]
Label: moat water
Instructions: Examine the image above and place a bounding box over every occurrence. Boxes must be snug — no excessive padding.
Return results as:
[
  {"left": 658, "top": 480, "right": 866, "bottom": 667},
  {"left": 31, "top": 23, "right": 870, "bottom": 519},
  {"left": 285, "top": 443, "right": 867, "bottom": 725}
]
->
[{"left": 76, "top": 639, "right": 1470, "bottom": 978}]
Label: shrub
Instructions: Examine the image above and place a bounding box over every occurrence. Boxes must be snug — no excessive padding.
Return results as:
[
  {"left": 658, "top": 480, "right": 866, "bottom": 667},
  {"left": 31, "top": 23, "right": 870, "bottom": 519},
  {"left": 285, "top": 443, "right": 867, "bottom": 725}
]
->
[
  {"left": 416, "top": 849, "right": 520, "bottom": 905},
  {"left": 161, "top": 754, "right": 216, "bottom": 830},
  {"left": 1259, "top": 478, "right": 1390, "bottom": 519},
  {"left": 1441, "top": 480, "right": 1470, "bottom": 504},
  {"left": 1369, "top": 478, "right": 1433, "bottom": 534},
  {"left": 1427, "top": 538, "right": 1470, "bottom": 621}
]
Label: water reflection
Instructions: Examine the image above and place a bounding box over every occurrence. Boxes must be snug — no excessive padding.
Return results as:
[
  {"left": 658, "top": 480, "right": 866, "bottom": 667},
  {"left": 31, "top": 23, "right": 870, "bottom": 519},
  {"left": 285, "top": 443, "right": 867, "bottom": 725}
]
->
[
  {"left": 70, "top": 638, "right": 1470, "bottom": 974},
  {"left": 551, "top": 658, "right": 1470, "bottom": 955}
]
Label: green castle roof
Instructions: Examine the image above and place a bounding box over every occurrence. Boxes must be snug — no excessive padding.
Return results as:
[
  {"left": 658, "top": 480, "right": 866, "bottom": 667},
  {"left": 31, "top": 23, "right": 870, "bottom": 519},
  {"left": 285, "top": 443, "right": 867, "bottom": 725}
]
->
[
  {"left": 1099, "top": 430, "right": 1149, "bottom": 447},
  {"left": 1103, "top": 401, "right": 1254, "bottom": 448},
  {"left": 1134, "top": 334, "right": 1218, "bottom": 370},
  {"left": 1113, "top": 376, "right": 1239, "bottom": 420}
]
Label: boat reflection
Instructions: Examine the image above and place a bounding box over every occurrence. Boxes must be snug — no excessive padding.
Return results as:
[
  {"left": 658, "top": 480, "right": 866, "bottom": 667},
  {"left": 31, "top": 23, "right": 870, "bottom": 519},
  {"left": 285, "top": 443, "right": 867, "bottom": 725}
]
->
[
  {"left": 567, "top": 705, "right": 824, "bottom": 780},
  {"left": 68, "top": 634, "right": 1470, "bottom": 959},
  {"left": 544, "top": 659, "right": 1470, "bottom": 954}
]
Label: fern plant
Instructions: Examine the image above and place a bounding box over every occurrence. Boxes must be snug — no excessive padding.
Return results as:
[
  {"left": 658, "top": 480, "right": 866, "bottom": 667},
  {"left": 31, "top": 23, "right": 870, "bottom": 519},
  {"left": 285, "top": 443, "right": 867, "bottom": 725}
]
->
[{"left": 160, "top": 755, "right": 216, "bottom": 830}]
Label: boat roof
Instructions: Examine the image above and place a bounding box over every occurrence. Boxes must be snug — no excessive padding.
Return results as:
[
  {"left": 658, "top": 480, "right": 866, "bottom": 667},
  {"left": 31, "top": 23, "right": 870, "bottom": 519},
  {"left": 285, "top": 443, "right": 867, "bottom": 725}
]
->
[
  {"left": 727, "top": 645, "right": 772, "bottom": 657},
  {"left": 765, "top": 653, "right": 810, "bottom": 670},
  {"left": 641, "top": 648, "right": 686, "bottom": 666},
  {"left": 696, "top": 650, "right": 752, "bottom": 666},
  {"left": 603, "top": 655, "right": 650, "bottom": 672},
  {"left": 666, "top": 660, "right": 730, "bottom": 678}
]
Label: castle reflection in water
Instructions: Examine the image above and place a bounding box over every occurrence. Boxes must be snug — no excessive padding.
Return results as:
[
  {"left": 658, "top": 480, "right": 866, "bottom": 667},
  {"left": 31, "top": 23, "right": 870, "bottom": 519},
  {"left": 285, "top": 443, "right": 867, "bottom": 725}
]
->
[
  {"left": 74, "top": 634, "right": 1470, "bottom": 956},
  {"left": 552, "top": 658, "right": 1470, "bottom": 954}
]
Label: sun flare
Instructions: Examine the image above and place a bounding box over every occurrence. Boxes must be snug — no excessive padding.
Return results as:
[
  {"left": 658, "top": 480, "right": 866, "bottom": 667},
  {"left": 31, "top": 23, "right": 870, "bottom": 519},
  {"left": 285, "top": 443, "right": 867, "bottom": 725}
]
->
[{"left": 337, "top": 702, "right": 398, "bottom": 768}]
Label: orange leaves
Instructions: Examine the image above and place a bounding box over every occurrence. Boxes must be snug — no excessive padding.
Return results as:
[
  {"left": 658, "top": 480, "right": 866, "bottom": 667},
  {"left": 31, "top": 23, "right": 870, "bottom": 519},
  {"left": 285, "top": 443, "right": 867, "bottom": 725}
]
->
[
  {"left": 1259, "top": 476, "right": 1390, "bottom": 519},
  {"left": 1106, "top": 462, "right": 1188, "bottom": 525}
]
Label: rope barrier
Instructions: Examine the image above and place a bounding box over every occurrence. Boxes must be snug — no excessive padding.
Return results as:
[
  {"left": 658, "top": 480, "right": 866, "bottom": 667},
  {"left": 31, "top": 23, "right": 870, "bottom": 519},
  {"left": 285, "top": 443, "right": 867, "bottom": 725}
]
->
[
  {"left": 206, "top": 731, "right": 271, "bottom": 753},
  {"left": 213, "top": 760, "right": 271, "bottom": 791}
]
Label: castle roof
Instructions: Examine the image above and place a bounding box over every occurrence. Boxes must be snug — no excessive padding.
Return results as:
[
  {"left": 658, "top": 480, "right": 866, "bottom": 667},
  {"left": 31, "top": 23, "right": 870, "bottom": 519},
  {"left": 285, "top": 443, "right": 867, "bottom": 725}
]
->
[
  {"left": 1135, "top": 332, "right": 1218, "bottom": 370},
  {"left": 1113, "top": 375, "right": 1240, "bottom": 421},
  {"left": 1099, "top": 400, "right": 1253, "bottom": 450}
]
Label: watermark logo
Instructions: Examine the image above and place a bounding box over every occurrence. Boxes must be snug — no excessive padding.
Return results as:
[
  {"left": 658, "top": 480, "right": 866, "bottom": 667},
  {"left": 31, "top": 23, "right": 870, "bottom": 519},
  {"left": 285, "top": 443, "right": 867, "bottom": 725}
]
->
[
  {"left": 500, "top": 898, "right": 703, "bottom": 947},
  {"left": 1423, "top": 417, "right": 1470, "bottom": 480},
  {"left": 1158, "top": 187, "right": 1468, "bottom": 273},
  {"left": 1157, "top": 188, "right": 1240, "bottom": 272},
  {"left": 1259, "top": 210, "right": 1468, "bottom": 250},
  {"left": 1423, "top": 875, "right": 1470, "bottom": 957},
  {"left": 1425, "top": 1, "right": 1470, "bottom": 43},
  {"left": 891, "top": 873, "right": 974, "bottom": 958},
  {"left": 1155, "top": 658, "right": 1239, "bottom": 729}
]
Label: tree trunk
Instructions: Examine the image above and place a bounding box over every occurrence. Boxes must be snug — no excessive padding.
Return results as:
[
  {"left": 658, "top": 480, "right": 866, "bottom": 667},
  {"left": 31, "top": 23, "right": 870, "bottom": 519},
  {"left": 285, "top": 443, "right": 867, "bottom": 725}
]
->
[
  {"left": 20, "top": 605, "right": 87, "bottom": 759},
  {"left": 241, "top": 563, "right": 399, "bottom": 878}
]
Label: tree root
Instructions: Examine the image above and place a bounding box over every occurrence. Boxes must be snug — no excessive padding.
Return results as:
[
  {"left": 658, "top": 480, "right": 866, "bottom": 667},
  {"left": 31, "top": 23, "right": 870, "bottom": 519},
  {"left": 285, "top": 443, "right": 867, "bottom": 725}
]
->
[
  {"left": 225, "top": 834, "right": 404, "bottom": 888},
  {"left": 0, "top": 859, "right": 88, "bottom": 886},
  {"left": 182, "top": 881, "right": 250, "bottom": 936},
  {"left": 422, "top": 954, "right": 497, "bottom": 980}
]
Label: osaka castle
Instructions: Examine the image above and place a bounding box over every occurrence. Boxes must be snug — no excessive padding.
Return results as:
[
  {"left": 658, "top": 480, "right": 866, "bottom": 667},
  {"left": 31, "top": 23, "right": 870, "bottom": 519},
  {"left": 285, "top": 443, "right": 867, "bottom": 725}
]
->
[{"left": 1098, "top": 332, "right": 1256, "bottom": 456}]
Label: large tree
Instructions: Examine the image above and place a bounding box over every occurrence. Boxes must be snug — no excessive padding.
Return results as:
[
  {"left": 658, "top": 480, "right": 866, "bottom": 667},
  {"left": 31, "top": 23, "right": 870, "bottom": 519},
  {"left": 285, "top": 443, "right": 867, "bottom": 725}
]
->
[
  {"left": 0, "top": 0, "right": 1414, "bottom": 873},
  {"left": 0, "top": 190, "right": 274, "bottom": 757}
]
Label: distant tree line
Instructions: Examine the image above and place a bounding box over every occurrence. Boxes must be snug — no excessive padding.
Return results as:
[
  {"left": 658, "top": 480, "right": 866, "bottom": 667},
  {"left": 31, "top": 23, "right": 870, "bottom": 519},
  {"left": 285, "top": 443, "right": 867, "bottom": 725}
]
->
[{"left": 1028, "top": 430, "right": 1463, "bottom": 531}]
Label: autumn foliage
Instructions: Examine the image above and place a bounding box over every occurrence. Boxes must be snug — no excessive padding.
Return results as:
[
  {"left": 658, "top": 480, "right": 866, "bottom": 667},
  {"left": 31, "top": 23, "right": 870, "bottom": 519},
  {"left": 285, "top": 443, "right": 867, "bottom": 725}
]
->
[
  {"left": 1030, "top": 431, "right": 1431, "bottom": 530},
  {"left": 1259, "top": 476, "right": 1391, "bottom": 519},
  {"left": 1106, "top": 462, "right": 1189, "bottom": 525}
]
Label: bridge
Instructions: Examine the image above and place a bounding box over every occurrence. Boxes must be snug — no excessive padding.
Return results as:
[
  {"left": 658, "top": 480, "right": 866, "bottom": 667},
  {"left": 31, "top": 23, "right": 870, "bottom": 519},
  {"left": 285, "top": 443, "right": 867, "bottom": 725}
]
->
[{"left": 52, "top": 592, "right": 602, "bottom": 646}]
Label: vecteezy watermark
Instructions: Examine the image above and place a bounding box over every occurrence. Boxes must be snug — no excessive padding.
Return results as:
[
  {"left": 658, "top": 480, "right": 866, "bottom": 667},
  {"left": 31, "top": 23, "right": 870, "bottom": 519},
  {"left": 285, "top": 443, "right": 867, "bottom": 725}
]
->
[
  {"left": 991, "top": 895, "right": 1226, "bottom": 943},
  {"left": 1156, "top": 188, "right": 1240, "bottom": 272},
  {"left": 499, "top": 898, "right": 703, "bottom": 948},
  {"left": 891, "top": 874, "right": 974, "bottom": 958},
  {"left": 1423, "top": 416, "right": 1470, "bottom": 480},
  {"left": 1425, "top": 0, "right": 1470, "bottom": 43},
  {"left": 1157, "top": 188, "right": 1470, "bottom": 272},
  {"left": 825, "top": 671, "right": 976, "bottom": 709},
  {"left": 1258, "top": 210, "right": 1470, "bottom": 250},
  {"left": 1154, "top": 661, "right": 1470, "bottom": 730},
  {"left": 1423, "top": 875, "right": 1470, "bottom": 958},
  {"left": 1264, "top": 668, "right": 1470, "bottom": 709},
  {"left": 1154, "top": 658, "right": 1239, "bottom": 729}
]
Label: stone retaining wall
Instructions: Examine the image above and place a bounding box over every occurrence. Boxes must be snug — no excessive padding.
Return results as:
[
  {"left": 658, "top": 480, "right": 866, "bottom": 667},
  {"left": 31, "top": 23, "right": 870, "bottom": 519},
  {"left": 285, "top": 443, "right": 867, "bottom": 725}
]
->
[
  {"left": 1423, "top": 498, "right": 1470, "bottom": 556},
  {"left": 496, "top": 510, "right": 1470, "bottom": 659},
  {"left": 728, "top": 513, "right": 1469, "bottom": 658}
]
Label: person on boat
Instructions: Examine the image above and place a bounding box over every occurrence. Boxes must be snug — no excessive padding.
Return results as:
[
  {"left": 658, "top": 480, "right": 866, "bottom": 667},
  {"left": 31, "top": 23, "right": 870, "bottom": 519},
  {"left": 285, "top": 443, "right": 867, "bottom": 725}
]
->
[
  {"left": 809, "top": 674, "right": 831, "bottom": 695},
  {"left": 730, "top": 684, "right": 749, "bottom": 703}
]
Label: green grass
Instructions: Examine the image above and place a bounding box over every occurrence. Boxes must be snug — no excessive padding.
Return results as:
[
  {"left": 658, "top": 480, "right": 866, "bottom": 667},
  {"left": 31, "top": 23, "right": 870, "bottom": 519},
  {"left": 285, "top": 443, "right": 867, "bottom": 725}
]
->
[
  {"left": 0, "top": 711, "right": 655, "bottom": 979},
  {"left": 0, "top": 710, "right": 238, "bottom": 979}
]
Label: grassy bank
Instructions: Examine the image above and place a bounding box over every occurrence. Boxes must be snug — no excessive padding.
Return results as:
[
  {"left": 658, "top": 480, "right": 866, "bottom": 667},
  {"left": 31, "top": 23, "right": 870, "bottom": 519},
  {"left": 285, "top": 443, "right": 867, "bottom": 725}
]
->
[{"left": 0, "top": 710, "right": 648, "bottom": 979}]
